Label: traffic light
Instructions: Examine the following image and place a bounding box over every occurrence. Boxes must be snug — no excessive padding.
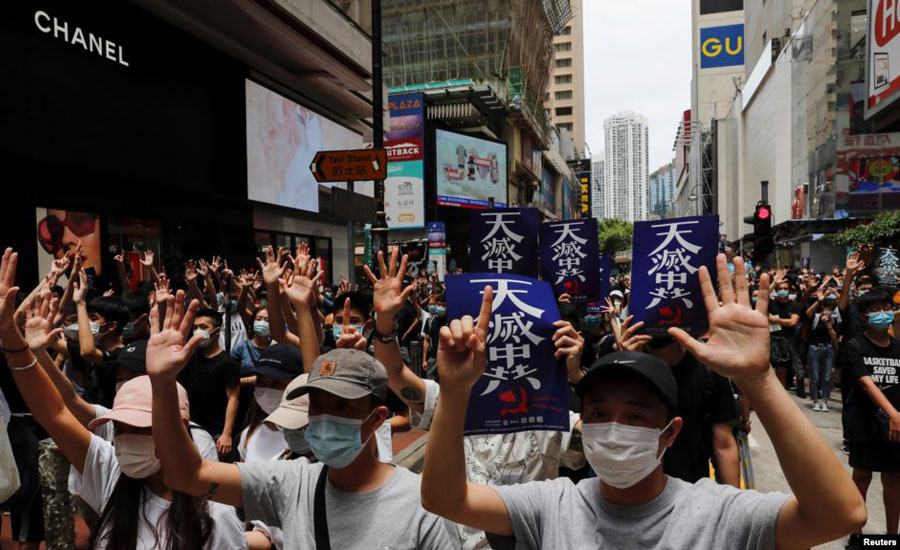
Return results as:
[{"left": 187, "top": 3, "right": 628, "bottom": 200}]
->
[{"left": 743, "top": 201, "right": 774, "bottom": 263}]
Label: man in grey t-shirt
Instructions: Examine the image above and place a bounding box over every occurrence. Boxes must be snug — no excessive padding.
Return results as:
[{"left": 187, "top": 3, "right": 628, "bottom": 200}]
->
[
  {"left": 421, "top": 255, "right": 867, "bottom": 549},
  {"left": 145, "top": 291, "right": 457, "bottom": 550}
]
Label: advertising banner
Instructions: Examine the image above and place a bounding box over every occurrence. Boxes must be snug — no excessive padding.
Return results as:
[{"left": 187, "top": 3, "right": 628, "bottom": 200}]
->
[
  {"left": 35, "top": 208, "right": 102, "bottom": 284},
  {"left": 700, "top": 24, "right": 744, "bottom": 69},
  {"left": 469, "top": 209, "right": 539, "bottom": 277},
  {"left": 446, "top": 274, "right": 568, "bottom": 435},
  {"left": 631, "top": 215, "right": 720, "bottom": 336},
  {"left": 868, "top": 0, "right": 900, "bottom": 118},
  {"left": 541, "top": 167, "right": 556, "bottom": 214},
  {"left": 436, "top": 129, "right": 507, "bottom": 208},
  {"left": 539, "top": 218, "right": 602, "bottom": 301},
  {"left": 386, "top": 92, "right": 425, "bottom": 228},
  {"left": 427, "top": 222, "right": 447, "bottom": 281}
]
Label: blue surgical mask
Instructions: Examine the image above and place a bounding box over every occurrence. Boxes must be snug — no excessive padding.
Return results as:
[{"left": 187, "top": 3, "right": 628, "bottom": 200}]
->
[
  {"left": 304, "top": 410, "right": 376, "bottom": 468},
  {"left": 858, "top": 289, "right": 869, "bottom": 298},
  {"left": 283, "top": 428, "right": 311, "bottom": 455},
  {"left": 332, "top": 324, "right": 364, "bottom": 342},
  {"left": 868, "top": 311, "right": 895, "bottom": 330},
  {"left": 253, "top": 321, "right": 270, "bottom": 337},
  {"left": 777, "top": 290, "right": 790, "bottom": 299},
  {"left": 216, "top": 292, "right": 225, "bottom": 306},
  {"left": 827, "top": 293, "right": 838, "bottom": 301},
  {"left": 751, "top": 297, "right": 758, "bottom": 306}
]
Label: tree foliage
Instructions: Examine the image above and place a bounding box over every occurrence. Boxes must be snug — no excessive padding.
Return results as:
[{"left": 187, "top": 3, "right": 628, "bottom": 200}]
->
[
  {"left": 828, "top": 211, "right": 900, "bottom": 248},
  {"left": 596, "top": 218, "right": 634, "bottom": 256}
]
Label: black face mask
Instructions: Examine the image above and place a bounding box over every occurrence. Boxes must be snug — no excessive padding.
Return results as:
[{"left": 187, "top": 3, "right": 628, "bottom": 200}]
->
[{"left": 647, "top": 335, "right": 674, "bottom": 349}]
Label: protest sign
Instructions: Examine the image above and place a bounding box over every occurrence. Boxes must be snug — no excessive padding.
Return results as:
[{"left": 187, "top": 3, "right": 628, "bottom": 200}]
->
[
  {"left": 585, "top": 254, "right": 614, "bottom": 314},
  {"left": 875, "top": 247, "right": 900, "bottom": 288},
  {"left": 469, "top": 208, "right": 539, "bottom": 277},
  {"left": 446, "top": 273, "right": 568, "bottom": 435},
  {"left": 540, "top": 218, "right": 601, "bottom": 301},
  {"left": 631, "top": 215, "right": 719, "bottom": 336}
]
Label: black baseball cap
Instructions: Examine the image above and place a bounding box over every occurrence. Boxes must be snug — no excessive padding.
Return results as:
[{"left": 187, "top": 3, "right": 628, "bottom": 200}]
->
[
  {"left": 246, "top": 344, "right": 304, "bottom": 380},
  {"left": 575, "top": 351, "right": 678, "bottom": 414},
  {"left": 108, "top": 340, "right": 148, "bottom": 374}
]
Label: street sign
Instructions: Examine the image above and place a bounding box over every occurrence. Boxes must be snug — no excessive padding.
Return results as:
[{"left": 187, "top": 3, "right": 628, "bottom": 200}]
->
[{"left": 310, "top": 148, "right": 387, "bottom": 182}]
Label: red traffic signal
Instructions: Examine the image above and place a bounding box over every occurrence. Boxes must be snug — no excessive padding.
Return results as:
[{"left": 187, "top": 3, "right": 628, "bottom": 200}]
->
[{"left": 757, "top": 205, "right": 771, "bottom": 220}]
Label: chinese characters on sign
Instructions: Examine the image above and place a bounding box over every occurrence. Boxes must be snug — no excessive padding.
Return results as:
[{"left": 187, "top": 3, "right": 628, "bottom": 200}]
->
[
  {"left": 469, "top": 208, "right": 539, "bottom": 277},
  {"left": 446, "top": 274, "right": 568, "bottom": 435},
  {"left": 631, "top": 215, "right": 719, "bottom": 336},
  {"left": 876, "top": 247, "right": 900, "bottom": 288},
  {"left": 539, "top": 218, "right": 602, "bottom": 301}
]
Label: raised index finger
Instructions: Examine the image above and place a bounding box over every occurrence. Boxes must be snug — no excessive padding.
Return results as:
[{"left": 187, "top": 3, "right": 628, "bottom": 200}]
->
[
  {"left": 476, "top": 285, "right": 494, "bottom": 335},
  {"left": 342, "top": 297, "right": 351, "bottom": 330},
  {"left": 715, "top": 254, "right": 734, "bottom": 304},
  {"left": 733, "top": 256, "right": 750, "bottom": 306}
]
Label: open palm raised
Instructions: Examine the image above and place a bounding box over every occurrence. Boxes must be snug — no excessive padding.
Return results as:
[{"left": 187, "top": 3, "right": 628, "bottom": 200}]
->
[{"left": 669, "top": 255, "right": 771, "bottom": 385}]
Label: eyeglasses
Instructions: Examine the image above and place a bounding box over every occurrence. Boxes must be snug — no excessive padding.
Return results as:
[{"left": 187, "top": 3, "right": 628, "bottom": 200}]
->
[{"left": 37, "top": 212, "right": 97, "bottom": 254}]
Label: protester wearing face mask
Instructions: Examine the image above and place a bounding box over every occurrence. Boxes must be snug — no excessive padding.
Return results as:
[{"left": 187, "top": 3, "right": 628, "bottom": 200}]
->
[
  {"left": 178, "top": 308, "right": 241, "bottom": 460},
  {"left": 146, "top": 295, "right": 458, "bottom": 550},
  {"left": 121, "top": 290, "right": 151, "bottom": 344},
  {"left": 421, "top": 255, "right": 867, "bottom": 549},
  {"left": 805, "top": 287, "right": 841, "bottom": 412},
  {"left": 230, "top": 306, "right": 273, "bottom": 376},
  {"left": 768, "top": 279, "right": 804, "bottom": 394},
  {"left": 236, "top": 344, "right": 303, "bottom": 463},
  {"left": 0, "top": 253, "right": 247, "bottom": 550},
  {"left": 841, "top": 288, "right": 900, "bottom": 543}
]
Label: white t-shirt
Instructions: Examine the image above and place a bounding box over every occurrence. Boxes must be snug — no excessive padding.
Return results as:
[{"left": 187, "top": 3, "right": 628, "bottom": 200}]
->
[
  {"left": 238, "top": 424, "right": 288, "bottom": 463},
  {"left": 219, "top": 310, "right": 248, "bottom": 351},
  {"left": 71, "top": 434, "right": 247, "bottom": 550},
  {"left": 412, "top": 379, "right": 584, "bottom": 550}
]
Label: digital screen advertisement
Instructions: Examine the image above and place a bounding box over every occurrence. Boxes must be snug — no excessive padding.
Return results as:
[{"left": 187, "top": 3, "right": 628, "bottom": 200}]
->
[
  {"left": 435, "top": 128, "right": 507, "bottom": 208},
  {"left": 385, "top": 92, "right": 426, "bottom": 228}
]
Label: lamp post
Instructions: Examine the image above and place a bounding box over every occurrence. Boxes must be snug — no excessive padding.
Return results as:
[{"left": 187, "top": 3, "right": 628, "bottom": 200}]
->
[{"left": 370, "top": 0, "right": 388, "bottom": 275}]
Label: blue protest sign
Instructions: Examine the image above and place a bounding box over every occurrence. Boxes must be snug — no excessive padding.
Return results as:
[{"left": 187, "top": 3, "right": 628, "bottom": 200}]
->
[
  {"left": 469, "top": 208, "right": 539, "bottom": 277},
  {"left": 585, "top": 254, "right": 614, "bottom": 314},
  {"left": 539, "top": 218, "right": 601, "bottom": 301},
  {"left": 631, "top": 215, "right": 719, "bottom": 336},
  {"left": 446, "top": 273, "right": 568, "bottom": 435}
]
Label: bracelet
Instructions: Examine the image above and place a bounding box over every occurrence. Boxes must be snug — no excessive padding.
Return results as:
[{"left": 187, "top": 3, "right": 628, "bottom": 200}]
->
[
  {"left": 1, "top": 343, "right": 29, "bottom": 354},
  {"left": 372, "top": 326, "right": 397, "bottom": 344},
  {"left": 9, "top": 357, "right": 38, "bottom": 371}
]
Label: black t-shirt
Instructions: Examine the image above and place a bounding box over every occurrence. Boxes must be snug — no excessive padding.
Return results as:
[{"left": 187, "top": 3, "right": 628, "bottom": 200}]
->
[
  {"left": 842, "top": 335, "right": 900, "bottom": 443},
  {"left": 839, "top": 303, "right": 865, "bottom": 342},
  {"left": 663, "top": 352, "right": 740, "bottom": 483},
  {"left": 66, "top": 341, "right": 122, "bottom": 408},
  {"left": 178, "top": 350, "right": 240, "bottom": 436},
  {"left": 769, "top": 300, "right": 802, "bottom": 339},
  {"left": 808, "top": 313, "right": 840, "bottom": 347}
]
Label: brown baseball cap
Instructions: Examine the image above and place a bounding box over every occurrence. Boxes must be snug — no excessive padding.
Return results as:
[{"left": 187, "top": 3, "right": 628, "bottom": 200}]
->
[{"left": 286, "top": 349, "right": 388, "bottom": 402}]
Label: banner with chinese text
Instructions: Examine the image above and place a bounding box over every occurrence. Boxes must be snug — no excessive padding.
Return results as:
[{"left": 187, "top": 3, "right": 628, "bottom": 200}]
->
[
  {"left": 876, "top": 247, "right": 900, "bottom": 288},
  {"left": 631, "top": 215, "right": 719, "bottom": 336},
  {"left": 446, "top": 273, "right": 568, "bottom": 435},
  {"left": 585, "top": 255, "right": 614, "bottom": 314},
  {"left": 539, "top": 218, "right": 601, "bottom": 301},
  {"left": 469, "top": 208, "right": 539, "bottom": 277}
]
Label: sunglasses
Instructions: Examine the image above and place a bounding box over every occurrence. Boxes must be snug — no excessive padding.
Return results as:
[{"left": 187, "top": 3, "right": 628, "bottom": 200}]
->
[{"left": 37, "top": 212, "right": 97, "bottom": 254}]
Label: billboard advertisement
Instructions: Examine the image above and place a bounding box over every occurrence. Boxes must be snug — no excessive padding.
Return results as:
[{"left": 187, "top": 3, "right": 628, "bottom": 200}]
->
[
  {"left": 246, "top": 79, "right": 366, "bottom": 213},
  {"left": 385, "top": 93, "right": 426, "bottom": 229},
  {"left": 541, "top": 167, "right": 556, "bottom": 214},
  {"left": 867, "top": 0, "right": 900, "bottom": 118},
  {"left": 36, "top": 208, "right": 103, "bottom": 285},
  {"left": 435, "top": 128, "right": 508, "bottom": 208},
  {"left": 700, "top": 24, "right": 744, "bottom": 69}
]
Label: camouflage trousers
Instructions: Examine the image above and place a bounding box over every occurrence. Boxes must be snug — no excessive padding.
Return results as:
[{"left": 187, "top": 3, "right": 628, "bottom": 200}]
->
[{"left": 37, "top": 439, "right": 76, "bottom": 550}]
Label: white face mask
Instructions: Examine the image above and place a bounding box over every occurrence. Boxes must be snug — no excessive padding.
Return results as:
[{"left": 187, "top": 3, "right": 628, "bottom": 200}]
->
[
  {"left": 114, "top": 433, "right": 161, "bottom": 479},
  {"left": 194, "top": 329, "right": 213, "bottom": 349},
  {"left": 63, "top": 323, "right": 80, "bottom": 342},
  {"left": 582, "top": 420, "right": 674, "bottom": 489},
  {"left": 254, "top": 387, "right": 284, "bottom": 415}
]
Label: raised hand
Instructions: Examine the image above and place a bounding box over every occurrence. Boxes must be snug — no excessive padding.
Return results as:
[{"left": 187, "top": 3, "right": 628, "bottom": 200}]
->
[
  {"left": 209, "top": 255, "right": 222, "bottom": 274},
  {"left": 72, "top": 270, "right": 88, "bottom": 305},
  {"left": 669, "top": 255, "right": 771, "bottom": 385},
  {"left": 154, "top": 275, "right": 170, "bottom": 304},
  {"left": 197, "top": 259, "right": 210, "bottom": 279},
  {"left": 140, "top": 249, "right": 155, "bottom": 268},
  {"left": 338, "top": 275, "right": 351, "bottom": 295},
  {"left": 0, "top": 248, "right": 20, "bottom": 330},
  {"left": 24, "top": 292, "right": 63, "bottom": 351},
  {"left": 256, "top": 246, "right": 285, "bottom": 287},
  {"left": 614, "top": 314, "right": 652, "bottom": 352},
  {"left": 846, "top": 252, "right": 865, "bottom": 274},
  {"left": 145, "top": 290, "right": 203, "bottom": 382},
  {"left": 335, "top": 298, "right": 367, "bottom": 350},
  {"left": 364, "top": 250, "right": 416, "bottom": 323},
  {"left": 184, "top": 260, "right": 198, "bottom": 283},
  {"left": 281, "top": 254, "right": 322, "bottom": 309},
  {"left": 102, "top": 288, "right": 115, "bottom": 297},
  {"left": 437, "top": 286, "right": 493, "bottom": 391},
  {"left": 552, "top": 320, "right": 584, "bottom": 380}
]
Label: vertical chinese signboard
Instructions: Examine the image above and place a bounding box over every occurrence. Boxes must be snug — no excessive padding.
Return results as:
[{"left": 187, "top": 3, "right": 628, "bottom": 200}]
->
[
  {"left": 469, "top": 209, "right": 539, "bottom": 277},
  {"left": 385, "top": 92, "right": 425, "bottom": 229},
  {"left": 446, "top": 274, "right": 568, "bottom": 435},
  {"left": 427, "top": 221, "right": 447, "bottom": 281},
  {"left": 631, "top": 215, "right": 719, "bottom": 336},
  {"left": 539, "top": 218, "right": 602, "bottom": 301}
]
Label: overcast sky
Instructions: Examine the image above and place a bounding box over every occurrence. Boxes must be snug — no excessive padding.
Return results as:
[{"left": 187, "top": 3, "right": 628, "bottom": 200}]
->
[{"left": 582, "top": 0, "right": 691, "bottom": 171}]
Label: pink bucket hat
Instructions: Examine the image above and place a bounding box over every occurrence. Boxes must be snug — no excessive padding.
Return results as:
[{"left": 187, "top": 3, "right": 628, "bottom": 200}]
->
[{"left": 87, "top": 375, "right": 190, "bottom": 430}]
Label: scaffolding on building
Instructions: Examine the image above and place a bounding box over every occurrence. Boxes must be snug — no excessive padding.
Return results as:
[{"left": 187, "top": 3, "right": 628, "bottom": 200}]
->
[{"left": 383, "top": 0, "right": 571, "bottom": 146}]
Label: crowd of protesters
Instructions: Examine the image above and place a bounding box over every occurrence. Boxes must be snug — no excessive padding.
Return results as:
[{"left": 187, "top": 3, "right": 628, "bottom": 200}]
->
[{"left": 0, "top": 238, "right": 896, "bottom": 549}]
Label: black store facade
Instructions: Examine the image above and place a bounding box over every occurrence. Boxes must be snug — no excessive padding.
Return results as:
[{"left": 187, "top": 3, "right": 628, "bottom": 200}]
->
[{"left": 1, "top": 1, "right": 370, "bottom": 289}]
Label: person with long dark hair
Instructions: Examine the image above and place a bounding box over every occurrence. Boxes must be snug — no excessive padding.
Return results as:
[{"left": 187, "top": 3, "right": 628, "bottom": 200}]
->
[{"left": 0, "top": 248, "right": 247, "bottom": 550}]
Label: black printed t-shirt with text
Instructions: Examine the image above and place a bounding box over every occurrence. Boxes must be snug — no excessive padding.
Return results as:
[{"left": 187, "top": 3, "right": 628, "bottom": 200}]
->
[{"left": 842, "top": 335, "right": 900, "bottom": 443}]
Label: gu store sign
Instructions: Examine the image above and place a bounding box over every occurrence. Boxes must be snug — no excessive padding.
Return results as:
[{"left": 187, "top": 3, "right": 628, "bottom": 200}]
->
[
  {"left": 631, "top": 215, "right": 719, "bottom": 336},
  {"left": 446, "top": 274, "right": 568, "bottom": 435},
  {"left": 469, "top": 208, "right": 539, "bottom": 277}
]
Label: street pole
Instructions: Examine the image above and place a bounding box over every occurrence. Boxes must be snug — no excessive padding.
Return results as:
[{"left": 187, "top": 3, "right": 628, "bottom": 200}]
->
[{"left": 370, "top": 0, "right": 389, "bottom": 276}]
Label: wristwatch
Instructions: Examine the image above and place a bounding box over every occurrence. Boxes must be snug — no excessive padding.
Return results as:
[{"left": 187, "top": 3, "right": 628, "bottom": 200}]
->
[{"left": 373, "top": 326, "right": 397, "bottom": 344}]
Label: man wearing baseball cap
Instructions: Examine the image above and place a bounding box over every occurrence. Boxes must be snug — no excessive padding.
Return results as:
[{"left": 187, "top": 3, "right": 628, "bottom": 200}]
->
[
  {"left": 421, "top": 255, "right": 867, "bottom": 549},
  {"left": 147, "top": 291, "right": 457, "bottom": 550}
]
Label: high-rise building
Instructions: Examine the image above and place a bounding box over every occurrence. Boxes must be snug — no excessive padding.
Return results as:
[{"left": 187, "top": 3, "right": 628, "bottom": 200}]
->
[
  {"left": 649, "top": 162, "right": 677, "bottom": 219},
  {"left": 545, "top": 0, "right": 585, "bottom": 156},
  {"left": 604, "top": 112, "right": 649, "bottom": 221},
  {"left": 591, "top": 156, "right": 605, "bottom": 218}
]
